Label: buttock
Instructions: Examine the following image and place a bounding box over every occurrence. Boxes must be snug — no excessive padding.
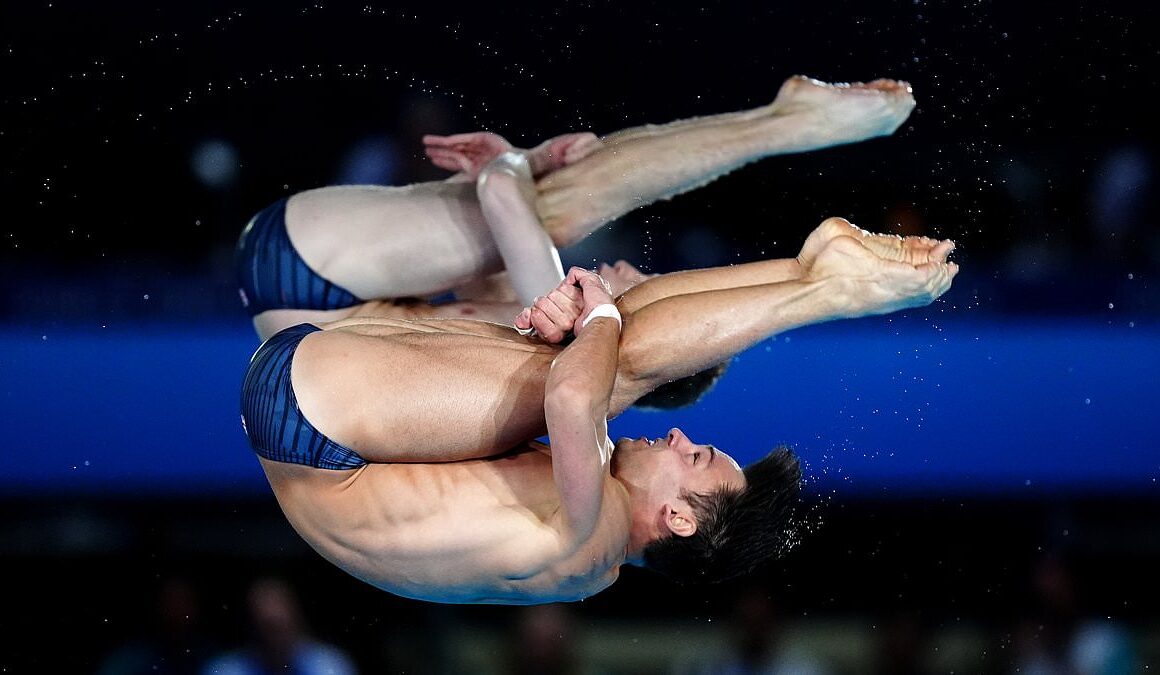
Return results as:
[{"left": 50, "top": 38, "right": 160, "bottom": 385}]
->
[
  {"left": 239, "top": 323, "right": 367, "bottom": 469},
  {"left": 235, "top": 198, "right": 363, "bottom": 316}
]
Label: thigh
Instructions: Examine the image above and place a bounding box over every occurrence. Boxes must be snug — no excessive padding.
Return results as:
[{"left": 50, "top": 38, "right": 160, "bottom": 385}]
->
[
  {"left": 285, "top": 184, "right": 504, "bottom": 300},
  {"left": 289, "top": 323, "right": 555, "bottom": 463}
]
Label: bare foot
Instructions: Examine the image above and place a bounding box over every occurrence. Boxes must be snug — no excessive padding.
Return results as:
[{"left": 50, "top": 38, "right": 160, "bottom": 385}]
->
[
  {"left": 798, "top": 217, "right": 954, "bottom": 271},
  {"left": 769, "top": 75, "right": 916, "bottom": 144},
  {"left": 807, "top": 235, "right": 959, "bottom": 317}
]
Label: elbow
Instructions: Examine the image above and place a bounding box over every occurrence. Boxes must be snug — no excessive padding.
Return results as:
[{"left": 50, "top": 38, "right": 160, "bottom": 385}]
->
[
  {"left": 544, "top": 377, "right": 591, "bottom": 415},
  {"left": 477, "top": 163, "right": 519, "bottom": 192},
  {"left": 545, "top": 373, "right": 608, "bottom": 422},
  {"left": 476, "top": 152, "right": 530, "bottom": 193},
  {"left": 476, "top": 169, "right": 525, "bottom": 214}
]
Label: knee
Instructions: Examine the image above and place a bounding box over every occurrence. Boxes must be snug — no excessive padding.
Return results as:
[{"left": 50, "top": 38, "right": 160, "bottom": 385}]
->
[{"left": 540, "top": 210, "right": 593, "bottom": 248}]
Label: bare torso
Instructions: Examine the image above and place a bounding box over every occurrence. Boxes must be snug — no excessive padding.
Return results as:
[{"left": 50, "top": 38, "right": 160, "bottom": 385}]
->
[
  {"left": 257, "top": 316, "right": 637, "bottom": 604},
  {"left": 259, "top": 443, "right": 629, "bottom": 604}
]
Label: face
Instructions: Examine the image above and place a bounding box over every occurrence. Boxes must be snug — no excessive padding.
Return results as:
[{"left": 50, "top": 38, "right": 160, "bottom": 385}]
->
[{"left": 611, "top": 427, "right": 746, "bottom": 514}]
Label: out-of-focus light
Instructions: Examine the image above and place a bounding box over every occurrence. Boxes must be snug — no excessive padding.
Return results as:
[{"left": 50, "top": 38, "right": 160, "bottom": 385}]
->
[
  {"left": 336, "top": 135, "right": 400, "bottom": 185},
  {"left": 191, "top": 138, "right": 240, "bottom": 189},
  {"left": 1092, "top": 145, "right": 1151, "bottom": 234}
]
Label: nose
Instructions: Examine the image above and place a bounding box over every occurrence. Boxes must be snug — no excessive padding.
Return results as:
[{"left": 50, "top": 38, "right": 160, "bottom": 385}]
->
[{"left": 667, "top": 428, "right": 689, "bottom": 449}]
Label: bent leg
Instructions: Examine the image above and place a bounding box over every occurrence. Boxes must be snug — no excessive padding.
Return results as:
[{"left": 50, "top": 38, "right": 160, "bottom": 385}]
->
[
  {"left": 607, "top": 220, "right": 956, "bottom": 413},
  {"left": 535, "top": 76, "right": 915, "bottom": 246},
  {"left": 283, "top": 182, "right": 504, "bottom": 302},
  {"left": 290, "top": 319, "right": 557, "bottom": 463}
]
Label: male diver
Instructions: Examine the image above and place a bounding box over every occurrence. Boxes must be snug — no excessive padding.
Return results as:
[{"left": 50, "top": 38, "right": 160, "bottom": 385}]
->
[
  {"left": 240, "top": 215, "right": 958, "bottom": 604},
  {"left": 236, "top": 75, "right": 919, "bottom": 340}
]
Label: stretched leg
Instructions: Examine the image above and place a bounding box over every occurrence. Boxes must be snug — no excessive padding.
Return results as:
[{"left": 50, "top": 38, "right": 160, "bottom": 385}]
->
[{"left": 535, "top": 76, "right": 915, "bottom": 245}]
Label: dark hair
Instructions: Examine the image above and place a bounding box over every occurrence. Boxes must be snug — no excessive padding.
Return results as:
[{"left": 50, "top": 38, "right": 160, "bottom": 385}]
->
[
  {"left": 642, "top": 446, "right": 801, "bottom": 585},
  {"left": 631, "top": 361, "right": 731, "bottom": 411}
]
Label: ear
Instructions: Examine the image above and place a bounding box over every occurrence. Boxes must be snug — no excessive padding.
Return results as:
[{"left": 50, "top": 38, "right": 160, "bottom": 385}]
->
[{"left": 663, "top": 504, "right": 697, "bottom": 538}]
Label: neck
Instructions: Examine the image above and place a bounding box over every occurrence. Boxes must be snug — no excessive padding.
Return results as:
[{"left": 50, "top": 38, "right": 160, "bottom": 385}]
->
[{"left": 613, "top": 475, "right": 660, "bottom": 566}]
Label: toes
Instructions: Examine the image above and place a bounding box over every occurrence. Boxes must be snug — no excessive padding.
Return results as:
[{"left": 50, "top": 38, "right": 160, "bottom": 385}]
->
[{"left": 931, "top": 240, "right": 956, "bottom": 263}]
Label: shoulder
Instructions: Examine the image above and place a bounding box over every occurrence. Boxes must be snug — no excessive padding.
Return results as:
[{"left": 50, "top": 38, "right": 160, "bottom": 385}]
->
[{"left": 545, "top": 475, "right": 632, "bottom": 564}]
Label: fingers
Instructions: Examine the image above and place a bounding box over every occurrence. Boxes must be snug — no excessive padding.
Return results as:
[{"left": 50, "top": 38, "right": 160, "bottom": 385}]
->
[
  {"left": 565, "top": 265, "right": 597, "bottom": 286},
  {"left": 541, "top": 287, "right": 584, "bottom": 324},
  {"left": 520, "top": 284, "right": 585, "bottom": 343},
  {"left": 552, "top": 280, "right": 584, "bottom": 305},
  {"left": 578, "top": 272, "right": 613, "bottom": 298},
  {"left": 425, "top": 150, "right": 472, "bottom": 174},
  {"left": 422, "top": 132, "right": 483, "bottom": 146},
  {"left": 529, "top": 307, "right": 568, "bottom": 343},
  {"left": 530, "top": 300, "right": 577, "bottom": 343},
  {"left": 564, "top": 266, "right": 615, "bottom": 305}
]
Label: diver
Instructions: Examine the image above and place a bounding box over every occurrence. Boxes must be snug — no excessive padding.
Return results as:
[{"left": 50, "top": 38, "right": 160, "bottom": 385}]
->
[{"left": 240, "top": 215, "right": 958, "bottom": 604}]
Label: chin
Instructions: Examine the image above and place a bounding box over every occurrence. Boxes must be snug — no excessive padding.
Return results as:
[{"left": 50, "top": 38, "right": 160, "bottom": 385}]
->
[{"left": 609, "top": 438, "right": 635, "bottom": 474}]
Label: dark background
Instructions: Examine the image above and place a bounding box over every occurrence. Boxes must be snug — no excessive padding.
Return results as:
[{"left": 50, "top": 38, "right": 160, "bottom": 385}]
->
[{"left": 1, "top": 1, "right": 1158, "bottom": 673}]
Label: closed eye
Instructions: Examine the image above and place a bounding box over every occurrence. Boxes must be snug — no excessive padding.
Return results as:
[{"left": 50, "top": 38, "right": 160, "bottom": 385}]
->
[{"left": 692, "top": 452, "right": 702, "bottom": 465}]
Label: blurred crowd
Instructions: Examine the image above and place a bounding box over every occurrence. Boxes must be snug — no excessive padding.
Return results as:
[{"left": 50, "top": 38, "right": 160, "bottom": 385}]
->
[{"left": 92, "top": 554, "right": 1152, "bottom": 675}]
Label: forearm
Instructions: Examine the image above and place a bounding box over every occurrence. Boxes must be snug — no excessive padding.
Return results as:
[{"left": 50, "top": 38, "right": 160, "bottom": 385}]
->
[
  {"left": 477, "top": 152, "right": 565, "bottom": 306},
  {"left": 545, "top": 317, "right": 621, "bottom": 541},
  {"left": 610, "top": 277, "right": 848, "bottom": 413},
  {"left": 615, "top": 257, "right": 803, "bottom": 312}
]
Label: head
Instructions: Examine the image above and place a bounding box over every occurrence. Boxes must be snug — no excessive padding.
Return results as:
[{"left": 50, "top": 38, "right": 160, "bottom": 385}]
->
[
  {"left": 631, "top": 361, "right": 731, "bottom": 411},
  {"left": 612, "top": 432, "right": 800, "bottom": 585}
]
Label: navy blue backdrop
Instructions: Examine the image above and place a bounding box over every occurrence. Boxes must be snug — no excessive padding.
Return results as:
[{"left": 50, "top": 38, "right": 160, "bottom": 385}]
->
[{"left": 5, "top": 312, "right": 1155, "bottom": 499}]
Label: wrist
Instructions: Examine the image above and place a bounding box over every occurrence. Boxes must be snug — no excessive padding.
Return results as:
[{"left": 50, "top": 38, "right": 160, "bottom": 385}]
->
[{"left": 581, "top": 303, "right": 622, "bottom": 332}]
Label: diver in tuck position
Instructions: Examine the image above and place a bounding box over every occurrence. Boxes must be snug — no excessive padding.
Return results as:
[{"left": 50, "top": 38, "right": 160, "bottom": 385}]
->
[
  {"left": 236, "top": 74, "right": 918, "bottom": 338},
  {"left": 235, "top": 74, "right": 918, "bottom": 408},
  {"left": 239, "top": 77, "right": 957, "bottom": 603},
  {"left": 240, "top": 218, "right": 958, "bottom": 604}
]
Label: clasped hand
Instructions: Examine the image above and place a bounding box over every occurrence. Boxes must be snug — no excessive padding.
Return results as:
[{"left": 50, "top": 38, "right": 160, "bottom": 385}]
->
[{"left": 514, "top": 267, "right": 616, "bottom": 343}]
